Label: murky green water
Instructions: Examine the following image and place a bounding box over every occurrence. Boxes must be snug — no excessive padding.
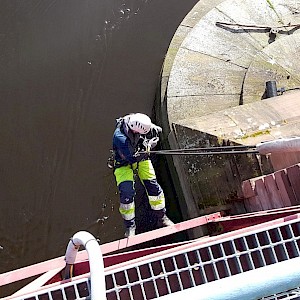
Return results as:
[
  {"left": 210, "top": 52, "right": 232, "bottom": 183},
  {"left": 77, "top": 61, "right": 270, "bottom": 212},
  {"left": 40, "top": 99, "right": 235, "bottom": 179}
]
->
[{"left": 0, "top": 0, "right": 198, "bottom": 295}]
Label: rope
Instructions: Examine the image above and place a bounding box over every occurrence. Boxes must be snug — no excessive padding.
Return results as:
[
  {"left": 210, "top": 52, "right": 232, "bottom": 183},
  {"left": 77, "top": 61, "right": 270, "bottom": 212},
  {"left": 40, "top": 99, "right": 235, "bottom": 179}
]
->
[
  {"left": 135, "top": 145, "right": 259, "bottom": 156},
  {"left": 144, "top": 150, "right": 259, "bottom": 155},
  {"left": 151, "top": 145, "right": 256, "bottom": 152}
]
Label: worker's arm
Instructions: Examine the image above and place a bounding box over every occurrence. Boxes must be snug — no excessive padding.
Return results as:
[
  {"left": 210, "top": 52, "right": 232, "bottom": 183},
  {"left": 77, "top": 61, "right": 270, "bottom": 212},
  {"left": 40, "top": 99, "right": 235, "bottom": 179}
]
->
[{"left": 114, "top": 133, "right": 138, "bottom": 164}]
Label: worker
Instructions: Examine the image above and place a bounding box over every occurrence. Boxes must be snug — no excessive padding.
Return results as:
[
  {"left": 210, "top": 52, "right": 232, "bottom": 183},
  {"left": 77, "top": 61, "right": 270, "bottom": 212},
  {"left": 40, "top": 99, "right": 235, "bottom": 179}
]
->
[{"left": 112, "top": 113, "right": 174, "bottom": 237}]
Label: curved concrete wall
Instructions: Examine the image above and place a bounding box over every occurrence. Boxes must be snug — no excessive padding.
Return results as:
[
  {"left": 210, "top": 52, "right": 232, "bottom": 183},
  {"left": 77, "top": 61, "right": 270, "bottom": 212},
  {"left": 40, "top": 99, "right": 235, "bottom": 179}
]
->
[{"left": 156, "top": 0, "right": 300, "bottom": 220}]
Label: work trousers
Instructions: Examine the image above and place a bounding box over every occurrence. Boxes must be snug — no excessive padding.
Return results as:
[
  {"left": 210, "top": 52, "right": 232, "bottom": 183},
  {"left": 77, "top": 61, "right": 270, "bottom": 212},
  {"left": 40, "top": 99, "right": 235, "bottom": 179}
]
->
[{"left": 114, "top": 159, "right": 166, "bottom": 228}]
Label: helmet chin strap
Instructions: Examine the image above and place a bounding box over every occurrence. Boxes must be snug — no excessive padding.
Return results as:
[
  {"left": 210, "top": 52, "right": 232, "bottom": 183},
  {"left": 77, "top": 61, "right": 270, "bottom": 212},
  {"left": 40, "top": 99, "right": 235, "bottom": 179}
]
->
[
  {"left": 123, "top": 115, "right": 131, "bottom": 134},
  {"left": 123, "top": 115, "right": 130, "bottom": 124}
]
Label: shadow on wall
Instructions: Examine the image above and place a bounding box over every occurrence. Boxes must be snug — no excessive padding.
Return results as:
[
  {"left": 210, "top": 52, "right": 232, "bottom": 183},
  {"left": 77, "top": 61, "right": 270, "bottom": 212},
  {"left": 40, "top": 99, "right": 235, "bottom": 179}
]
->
[{"left": 172, "top": 125, "right": 274, "bottom": 216}]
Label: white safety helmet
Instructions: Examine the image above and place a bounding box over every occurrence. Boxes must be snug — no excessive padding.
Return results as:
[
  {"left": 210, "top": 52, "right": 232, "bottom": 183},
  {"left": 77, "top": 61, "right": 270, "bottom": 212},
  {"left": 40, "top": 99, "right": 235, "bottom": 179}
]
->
[{"left": 127, "top": 113, "right": 152, "bottom": 134}]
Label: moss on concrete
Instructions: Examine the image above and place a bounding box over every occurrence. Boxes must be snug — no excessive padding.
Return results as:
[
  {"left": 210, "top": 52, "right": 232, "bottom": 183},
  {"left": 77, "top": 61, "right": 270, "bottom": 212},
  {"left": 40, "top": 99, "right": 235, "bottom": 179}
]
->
[{"left": 240, "top": 129, "right": 271, "bottom": 140}]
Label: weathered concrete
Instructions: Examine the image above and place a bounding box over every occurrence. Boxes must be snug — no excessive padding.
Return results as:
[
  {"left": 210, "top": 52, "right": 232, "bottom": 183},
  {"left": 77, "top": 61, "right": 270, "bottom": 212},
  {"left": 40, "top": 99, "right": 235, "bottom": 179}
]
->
[
  {"left": 167, "top": 0, "right": 300, "bottom": 124},
  {"left": 158, "top": 0, "right": 226, "bottom": 134},
  {"left": 176, "top": 91, "right": 300, "bottom": 170},
  {"left": 156, "top": 0, "right": 226, "bottom": 223},
  {"left": 243, "top": 33, "right": 300, "bottom": 103},
  {"left": 156, "top": 0, "right": 300, "bottom": 220},
  {"left": 177, "top": 91, "right": 300, "bottom": 144},
  {"left": 170, "top": 91, "right": 300, "bottom": 215}
]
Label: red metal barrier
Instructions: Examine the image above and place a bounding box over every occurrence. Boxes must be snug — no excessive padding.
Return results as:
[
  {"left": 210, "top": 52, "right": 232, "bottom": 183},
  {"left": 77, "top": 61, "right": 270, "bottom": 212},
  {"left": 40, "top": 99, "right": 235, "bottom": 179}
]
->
[{"left": 242, "top": 163, "right": 300, "bottom": 212}]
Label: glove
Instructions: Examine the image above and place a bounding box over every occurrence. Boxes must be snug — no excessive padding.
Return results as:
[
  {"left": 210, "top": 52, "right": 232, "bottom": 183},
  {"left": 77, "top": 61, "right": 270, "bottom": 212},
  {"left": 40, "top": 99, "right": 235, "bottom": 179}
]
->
[
  {"left": 142, "top": 137, "right": 159, "bottom": 151},
  {"left": 148, "top": 137, "right": 159, "bottom": 149},
  {"left": 145, "top": 124, "right": 162, "bottom": 139},
  {"left": 151, "top": 124, "right": 162, "bottom": 136}
]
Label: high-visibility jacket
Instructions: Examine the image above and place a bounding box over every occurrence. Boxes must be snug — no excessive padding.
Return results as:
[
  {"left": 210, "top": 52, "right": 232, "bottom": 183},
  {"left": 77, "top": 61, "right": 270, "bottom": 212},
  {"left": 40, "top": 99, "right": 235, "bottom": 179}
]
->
[
  {"left": 112, "top": 117, "right": 165, "bottom": 227},
  {"left": 113, "top": 117, "right": 150, "bottom": 168}
]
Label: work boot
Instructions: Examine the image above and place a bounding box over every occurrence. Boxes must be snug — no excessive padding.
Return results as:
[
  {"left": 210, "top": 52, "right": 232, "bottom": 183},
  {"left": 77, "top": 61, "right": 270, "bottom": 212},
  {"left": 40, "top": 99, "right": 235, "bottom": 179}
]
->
[
  {"left": 124, "top": 225, "right": 136, "bottom": 238},
  {"left": 157, "top": 215, "right": 174, "bottom": 228}
]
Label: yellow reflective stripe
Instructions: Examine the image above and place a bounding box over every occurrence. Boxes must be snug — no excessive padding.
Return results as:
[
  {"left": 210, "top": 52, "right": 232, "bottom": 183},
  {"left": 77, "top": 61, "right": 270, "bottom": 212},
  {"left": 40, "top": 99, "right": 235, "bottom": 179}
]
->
[
  {"left": 149, "top": 193, "right": 165, "bottom": 210},
  {"left": 119, "top": 203, "right": 135, "bottom": 220}
]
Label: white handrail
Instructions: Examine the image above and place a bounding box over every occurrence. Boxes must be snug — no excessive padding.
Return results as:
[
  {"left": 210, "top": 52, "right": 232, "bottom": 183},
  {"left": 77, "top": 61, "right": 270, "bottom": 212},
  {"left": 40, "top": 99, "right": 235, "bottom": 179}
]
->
[
  {"left": 157, "top": 256, "right": 300, "bottom": 300},
  {"left": 65, "top": 231, "right": 106, "bottom": 300},
  {"left": 257, "top": 136, "right": 300, "bottom": 155}
]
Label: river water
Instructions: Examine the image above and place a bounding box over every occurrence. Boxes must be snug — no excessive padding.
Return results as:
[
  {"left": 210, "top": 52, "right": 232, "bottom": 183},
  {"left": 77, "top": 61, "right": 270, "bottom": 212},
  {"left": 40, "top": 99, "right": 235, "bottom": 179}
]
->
[{"left": 0, "top": 0, "right": 198, "bottom": 293}]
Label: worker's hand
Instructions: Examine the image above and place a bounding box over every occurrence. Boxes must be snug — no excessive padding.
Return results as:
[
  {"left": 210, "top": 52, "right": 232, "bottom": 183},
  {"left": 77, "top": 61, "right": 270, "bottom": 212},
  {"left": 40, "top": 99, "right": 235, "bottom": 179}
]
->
[
  {"left": 142, "top": 137, "right": 159, "bottom": 151},
  {"left": 151, "top": 124, "right": 162, "bottom": 137},
  {"left": 148, "top": 137, "right": 159, "bottom": 149}
]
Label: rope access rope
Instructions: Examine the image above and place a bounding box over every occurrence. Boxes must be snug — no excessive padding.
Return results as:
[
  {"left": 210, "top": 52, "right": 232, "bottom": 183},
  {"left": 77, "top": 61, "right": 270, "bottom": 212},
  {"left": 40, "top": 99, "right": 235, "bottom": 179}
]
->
[{"left": 134, "top": 145, "right": 259, "bottom": 157}]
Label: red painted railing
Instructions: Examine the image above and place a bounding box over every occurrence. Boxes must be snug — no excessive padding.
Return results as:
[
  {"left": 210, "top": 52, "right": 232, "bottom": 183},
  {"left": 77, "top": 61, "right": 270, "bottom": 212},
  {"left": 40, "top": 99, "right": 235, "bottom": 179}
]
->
[{"left": 242, "top": 163, "right": 300, "bottom": 212}]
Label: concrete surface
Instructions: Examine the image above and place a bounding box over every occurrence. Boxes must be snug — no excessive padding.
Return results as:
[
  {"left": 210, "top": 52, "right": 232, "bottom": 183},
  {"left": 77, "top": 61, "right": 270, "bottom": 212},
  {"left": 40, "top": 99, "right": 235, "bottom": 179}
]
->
[{"left": 157, "top": 0, "right": 300, "bottom": 219}]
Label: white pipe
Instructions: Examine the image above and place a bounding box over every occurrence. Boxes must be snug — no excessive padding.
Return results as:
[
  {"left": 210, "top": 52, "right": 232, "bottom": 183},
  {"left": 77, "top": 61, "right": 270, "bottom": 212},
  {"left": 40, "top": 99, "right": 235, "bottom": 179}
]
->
[
  {"left": 257, "top": 136, "right": 300, "bottom": 155},
  {"left": 65, "top": 231, "right": 106, "bottom": 300},
  {"left": 157, "top": 256, "right": 300, "bottom": 300}
]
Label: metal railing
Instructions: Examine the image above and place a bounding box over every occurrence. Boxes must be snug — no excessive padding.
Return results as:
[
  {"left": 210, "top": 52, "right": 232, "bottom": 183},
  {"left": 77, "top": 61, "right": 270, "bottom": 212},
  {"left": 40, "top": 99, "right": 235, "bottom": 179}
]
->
[
  {"left": 11, "top": 215, "right": 300, "bottom": 299},
  {"left": 105, "top": 217, "right": 300, "bottom": 299},
  {"left": 12, "top": 277, "right": 90, "bottom": 300},
  {"left": 261, "top": 288, "right": 300, "bottom": 300}
]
